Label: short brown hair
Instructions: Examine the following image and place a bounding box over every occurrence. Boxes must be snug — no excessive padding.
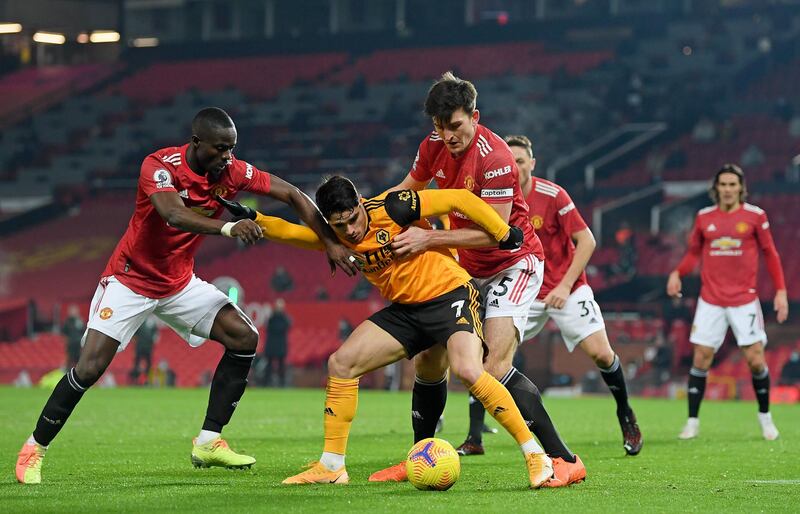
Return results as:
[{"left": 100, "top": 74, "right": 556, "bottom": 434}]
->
[
  {"left": 709, "top": 163, "right": 747, "bottom": 204},
  {"left": 504, "top": 134, "right": 534, "bottom": 158},
  {"left": 424, "top": 71, "right": 478, "bottom": 123}
]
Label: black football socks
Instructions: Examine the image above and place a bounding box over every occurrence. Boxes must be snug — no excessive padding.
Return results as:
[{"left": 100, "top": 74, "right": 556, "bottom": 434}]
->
[
  {"left": 687, "top": 367, "right": 708, "bottom": 418},
  {"left": 412, "top": 375, "right": 448, "bottom": 442},
  {"left": 202, "top": 350, "right": 255, "bottom": 432},
  {"left": 599, "top": 354, "right": 633, "bottom": 417},
  {"left": 501, "top": 367, "right": 575, "bottom": 462},
  {"left": 752, "top": 366, "right": 771, "bottom": 414},
  {"left": 32, "top": 368, "right": 91, "bottom": 446}
]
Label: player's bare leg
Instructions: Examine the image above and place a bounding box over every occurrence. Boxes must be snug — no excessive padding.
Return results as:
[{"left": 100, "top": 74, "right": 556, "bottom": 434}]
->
[
  {"left": 17, "top": 330, "right": 119, "bottom": 484},
  {"left": 445, "top": 330, "right": 553, "bottom": 488},
  {"left": 369, "top": 346, "right": 450, "bottom": 483},
  {"left": 191, "top": 304, "right": 260, "bottom": 469},
  {"left": 579, "top": 330, "right": 642, "bottom": 455},
  {"left": 479, "top": 316, "right": 584, "bottom": 487},
  {"left": 741, "top": 342, "right": 778, "bottom": 440},
  {"left": 283, "top": 320, "right": 407, "bottom": 485},
  {"left": 680, "top": 344, "right": 715, "bottom": 440}
]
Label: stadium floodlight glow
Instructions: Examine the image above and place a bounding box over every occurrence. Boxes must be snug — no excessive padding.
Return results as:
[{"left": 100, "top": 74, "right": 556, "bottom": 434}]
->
[
  {"left": 0, "top": 23, "right": 22, "bottom": 34},
  {"left": 89, "top": 30, "right": 120, "bottom": 43},
  {"left": 33, "top": 31, "right": 66, "bottom": 44},
  {"left": 131, "top": 37, "right": 159, "bottom": 48}
]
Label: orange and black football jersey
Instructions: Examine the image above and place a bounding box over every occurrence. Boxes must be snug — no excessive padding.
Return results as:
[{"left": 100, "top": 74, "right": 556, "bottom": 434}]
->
[{"left": 346, "top": 191, "right": 471, "bottom": 304}]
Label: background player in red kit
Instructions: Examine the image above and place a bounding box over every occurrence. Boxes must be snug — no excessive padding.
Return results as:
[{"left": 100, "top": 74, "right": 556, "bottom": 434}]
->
[
  {"left": 369, "top": 72, "right": 584, "bottom": 487},
  {"left": 667, "top": 164, "right": 788, "bottom": 441},
  {"left": 15, "top": 107, "right": 358, "bottom": 485},
  {"left": 507, "top": 134, "right": 642, "bottom": 456}
]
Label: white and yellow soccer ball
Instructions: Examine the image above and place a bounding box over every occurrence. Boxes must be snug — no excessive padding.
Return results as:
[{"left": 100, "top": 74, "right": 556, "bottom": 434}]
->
[{"left": 405, "top": 437, "right": 461, "bottom": 491}]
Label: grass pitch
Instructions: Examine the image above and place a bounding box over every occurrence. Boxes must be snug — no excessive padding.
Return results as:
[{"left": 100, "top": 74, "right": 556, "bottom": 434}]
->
[{"left": 1, "top": 386, "right": 798, "bottom": 513}]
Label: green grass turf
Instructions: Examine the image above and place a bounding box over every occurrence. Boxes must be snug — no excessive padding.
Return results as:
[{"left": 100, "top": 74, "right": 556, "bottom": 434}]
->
[{"left": 1, "top": 386, "right": 798, "bottom": 513}]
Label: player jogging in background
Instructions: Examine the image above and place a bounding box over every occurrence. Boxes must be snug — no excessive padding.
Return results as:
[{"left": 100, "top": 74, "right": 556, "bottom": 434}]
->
[
  {"left": 369, "top": 72, "right": 584, "bottom": 488},
  {"left": 506, "top": 134, "right": 642, "bottom": 456},
  {"left": 219, "top": 176, "right": 556, "bottom": 489},
  {"left": 15, "top": 107, "right": 358, "bottom": 485},
  {"left": 667, "top": 164, "right": 788, "bottom": 441}
]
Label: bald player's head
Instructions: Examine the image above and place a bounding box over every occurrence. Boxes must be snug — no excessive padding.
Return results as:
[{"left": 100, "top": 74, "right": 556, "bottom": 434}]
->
[
  {"left": 192, "top": 107, "right": 235, "bottom": 138},
  {"left": 190, "top": 107, "right": 237, "bottom": 179}
]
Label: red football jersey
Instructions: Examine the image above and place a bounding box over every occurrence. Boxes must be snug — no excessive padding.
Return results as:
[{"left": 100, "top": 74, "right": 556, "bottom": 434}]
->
[
  {"left": 524, "top": 177, "right": 589, "bottom": 299},
  {"left": 409, "top": 124, "right": 543, "bottom": 278},
  {"left": 678, "top": 203, "right": 781, "bottom": 307},
  {"left": 102, "top": 144, "right": 271, "bottom": 298}
]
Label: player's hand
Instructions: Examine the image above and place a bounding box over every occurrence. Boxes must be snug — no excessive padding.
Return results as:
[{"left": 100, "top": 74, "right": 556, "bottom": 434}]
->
[
  {"left": 230, "top": 219, "right": 263, "bottom": 245},
  {"left": 391, "top": 226, "right": 431, "bottom": 258},
  {"left": 774, "top": 289, "right": 789, "bottom": 323},
  {"left": 543, "top": 283, "right": 571, "bottom": 309},
  {"left": 666, "top": 271, "right": 682, "bottom": 298},
  {"left": 499, "top": 225, "right": 524, "bottom": 250},
  {"left": 325, "top": 243, "right": 362, "bottom": 277},
  {"left": 215, "top": 195, "right": 257, "bottom": 220}
]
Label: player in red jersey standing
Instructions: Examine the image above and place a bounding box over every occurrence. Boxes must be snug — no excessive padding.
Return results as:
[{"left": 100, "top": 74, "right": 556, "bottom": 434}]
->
[
  {"left": 369, "top": 73, "right": 584, "bottom": 487},
  {"left": 15, "top": 108, "right": 358, "bottom": 484},
  {"left": 506, "top": 134, "right": 642, "bottom": 456},
  {"left": 667, "top": 164, "right": 788, "bottom": 441}
]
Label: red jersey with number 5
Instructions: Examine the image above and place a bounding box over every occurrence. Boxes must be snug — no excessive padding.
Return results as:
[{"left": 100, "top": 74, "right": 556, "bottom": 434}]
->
[
  {"left": 409, "top": 124, "right": 543, "bottom": 278},
  {"left": 524, "top": 177, "right": 589, "bottom": 299},
  {"left": 102, "top": 144, "right": 271, "bottom": 298}
]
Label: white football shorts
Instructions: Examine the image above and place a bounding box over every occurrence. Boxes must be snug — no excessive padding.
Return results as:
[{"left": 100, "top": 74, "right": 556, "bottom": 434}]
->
[
  {"left": 690, "top": 297, "right": 767, "bottom": 351},
  {"left": 522, "top": 284, "right": 606, "bottom": 352},
  {"left": 84, "top": 274, "right": 237, "bottom": 351},
  {"left": 475, "top": 254, "right": 543, "bottom": 343}
]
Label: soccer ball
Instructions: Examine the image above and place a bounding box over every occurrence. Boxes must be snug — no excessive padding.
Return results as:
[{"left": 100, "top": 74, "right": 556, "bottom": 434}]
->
[{"left": 405, "top": 437, "right": 461, "bottom": 491}]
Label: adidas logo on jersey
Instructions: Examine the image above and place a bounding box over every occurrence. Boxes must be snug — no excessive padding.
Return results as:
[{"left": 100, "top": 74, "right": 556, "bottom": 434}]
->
[
  {"left": 412, "top": 410, "right": 423, "bottom": 420},
  {"left": 708, "top": 224, "right": 717, "bottom": 232},
  {"left": 688, "top": 387, "right": 700, "bottom": 394},
  {"left": 324, "top": 407, "right": 335, "bottom": 416},
  {"left": 178, "top": 189, "right": 188, "bottom": 199},
  {"left": 589, "top": 318, "right": 599, "bottom": 324},
  {"left": 456, "top": 317, "right": 470, "bottom": 325},
  {"left": 435, "top": 169, "right": 446, "bottom": 179},
  {"left": 489, "top": 299, "right": 500, "bottom": 307},
  {"left": 476, "top": 134, "right": 493, "bottom": 157},
  {"left": 493, "top": 406, "right": 507, "bottom": 416}
]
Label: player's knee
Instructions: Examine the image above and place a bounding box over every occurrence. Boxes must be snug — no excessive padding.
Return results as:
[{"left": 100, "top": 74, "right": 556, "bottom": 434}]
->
[
  {"left": 483, "top": 356, "right": 512, "bottom": 379},
  {"left": 593, "top": 349, "right": 615, "bottom": 369},
  {"left": 415, "top": 352, "right": 448, "bottom": 380},
  {"left": 451, "top": 362, "right": 483, "bottom": 387},
  {"left": 327, "top": 352, "right": 357, "bottom": 379},
  {"left": 74, "top": 356, "right": 109, "bottom": 386},
  {"left": 224, "top": 323, "right": 259, "bottom": 353}
]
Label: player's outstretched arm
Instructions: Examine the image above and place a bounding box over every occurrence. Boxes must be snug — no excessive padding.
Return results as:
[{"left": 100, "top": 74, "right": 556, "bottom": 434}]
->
[
  {"left": 266, "top": 175, "right": 359, "bottom": 276},
  {"left": 388, "top": 189, "right": 518, "bottom": 257},
  {"left": 417, "top": 189, "right": 515, "bottom": 243},
  {"left": 216, "top": 195, "right": 325, "bottom": 251},
  {"left": 150, "top": 190, "right": 262, "bottom": 244}
]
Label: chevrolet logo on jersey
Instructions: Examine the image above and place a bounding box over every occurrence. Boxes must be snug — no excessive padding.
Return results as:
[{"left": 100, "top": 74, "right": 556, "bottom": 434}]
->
[
  {"left": 376, "top": 229, "right": 390, "bottom": 245},
  {"left": 710, "top": 236, "right": 743, "bottom": 256},
  {"left": 710, "top": 237, "right": 742, "bottom": 249}
]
